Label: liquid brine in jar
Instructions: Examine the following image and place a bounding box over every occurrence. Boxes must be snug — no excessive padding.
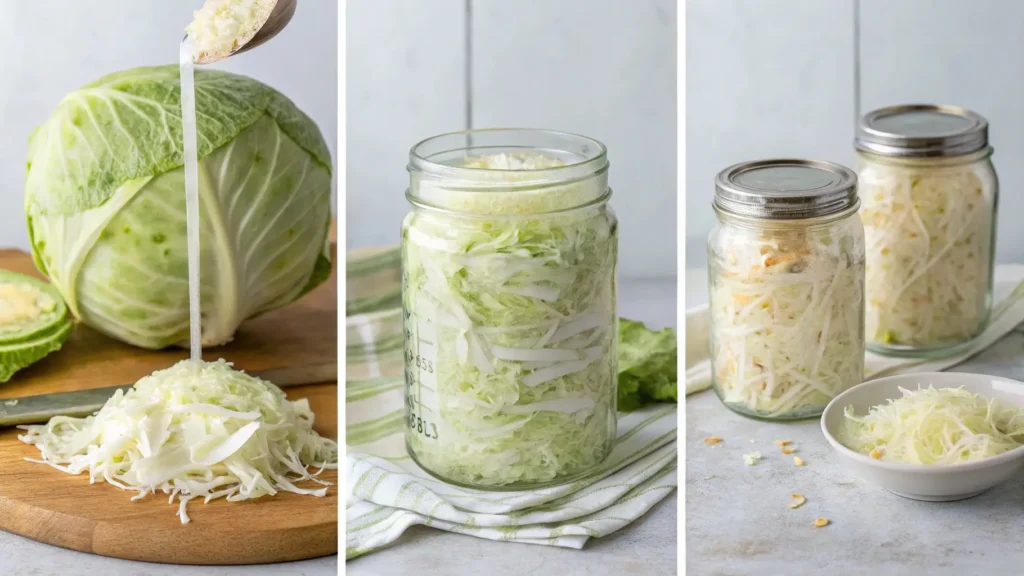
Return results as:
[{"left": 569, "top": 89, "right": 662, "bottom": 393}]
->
[
  {"left": 708, "top": 160, "right": 865, "bottom": 420},
  {"left": 856, "top": 105, "right": 998, "bottom": 356},
  {"left": 401, "top": 129, "right": 618, "bottom": 488}
]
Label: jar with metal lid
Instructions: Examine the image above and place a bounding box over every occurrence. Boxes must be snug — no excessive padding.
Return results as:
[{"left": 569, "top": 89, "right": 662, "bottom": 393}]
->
[
  {"left": 708, "top": 159, "right": 865, "bottom": 420},
  {"left": 402, "top": 128, "right": 618, "bottom": 488},
  {"left": 856, "top": 105, "right": 998, "bottom": 356}
]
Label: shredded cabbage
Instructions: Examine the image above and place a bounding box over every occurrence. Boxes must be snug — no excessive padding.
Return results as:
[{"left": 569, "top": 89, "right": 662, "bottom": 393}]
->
[
  {"left": 858, "top": 158, "right": 995, "bottom": 349},
  {"left": 403, "top": 152, "right": 617, "bottom": 487},
  {"left": 18, "top": 359, "right": 338, "bottom": 523},
  {"left": 840, "top": 386, "right": 1024, "bottom": 464},
  {"left": 709, "top": 220, "right": 865, "bottom": 418}
]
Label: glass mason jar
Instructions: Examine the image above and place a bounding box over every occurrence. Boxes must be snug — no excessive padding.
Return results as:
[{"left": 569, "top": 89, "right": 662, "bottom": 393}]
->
[
  {"left": 856, "top": 105, "right": 998, "bottom": 357},
  {"left": 401, "top": 129, "right": 618, "bottom": 489},
  {"left": 708, "top": 159, "right": 866, "bottom": 420}
]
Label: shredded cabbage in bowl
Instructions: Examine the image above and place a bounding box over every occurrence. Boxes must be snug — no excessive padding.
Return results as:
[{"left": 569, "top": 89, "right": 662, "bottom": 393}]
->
[
  {"left": 709, "top": 220, "right": 865, "bottom": 418},
  {"left": 403, "top": 152, "right": 618, "bottom": 487},
  {"left": 18, "top": 359, "right": 337, "bottom": 523},
  {"left": 858, "top": 158, "right": 996, "bottom": 350},
  {"left": 840, "top": 387, "right": 1024, "bottom": 464}
]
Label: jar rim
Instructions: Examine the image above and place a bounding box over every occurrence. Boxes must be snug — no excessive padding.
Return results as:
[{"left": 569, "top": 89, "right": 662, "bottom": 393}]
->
[
  {"left": 406, "top": 128, "right": 611, "bottom": 215},
  {"left": 408, "top": 128, "right": 608, "bottom": 186}
]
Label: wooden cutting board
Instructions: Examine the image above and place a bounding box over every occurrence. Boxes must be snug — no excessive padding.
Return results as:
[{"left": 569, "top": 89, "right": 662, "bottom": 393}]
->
[{"left": 0, "top": 249, "right": 338, "bottom": 565}]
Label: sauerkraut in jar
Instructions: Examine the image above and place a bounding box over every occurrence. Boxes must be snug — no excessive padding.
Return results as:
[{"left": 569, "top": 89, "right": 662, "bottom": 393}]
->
[
  {"left": 856, "top": 105, "right": 998, "bottom": 356},
  {"left": 402, "top": 129, "right": 618, "bottom": 488},
  {"left": 708, "top": 160, "right": 865, "bottom": 419}
]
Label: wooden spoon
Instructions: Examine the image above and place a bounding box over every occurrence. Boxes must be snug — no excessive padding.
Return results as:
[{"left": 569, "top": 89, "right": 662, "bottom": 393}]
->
[{"left": 191, "top": 0, "right": 297, "bottom": 65}]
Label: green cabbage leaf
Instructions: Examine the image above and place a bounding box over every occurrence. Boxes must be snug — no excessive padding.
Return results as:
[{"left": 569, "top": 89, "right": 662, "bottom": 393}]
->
[{"left": 617, "top": 319, "right": 677, "bottom": 412}]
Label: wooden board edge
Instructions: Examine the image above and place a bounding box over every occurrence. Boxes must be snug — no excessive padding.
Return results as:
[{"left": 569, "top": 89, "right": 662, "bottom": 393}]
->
[
  {"left": 0, "top": 490, "right": 338, "bottom": 565},
  {"left": 0, "top": 492, "right": 98, "bottom": 556},
  {"left": 91, "top": 518, "right": 339, "bottom": 565},
  {"left": 0, "top": 477, "right": 337, "bottom": 561}
]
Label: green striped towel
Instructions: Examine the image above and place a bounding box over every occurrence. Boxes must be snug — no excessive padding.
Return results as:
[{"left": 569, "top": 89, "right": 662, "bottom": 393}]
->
[
  {"left": 685, "top": 277, "right": 1024, "bottom": 395},
  {"left": 345, "top": 247, "right": 678, "bottom": 558}
]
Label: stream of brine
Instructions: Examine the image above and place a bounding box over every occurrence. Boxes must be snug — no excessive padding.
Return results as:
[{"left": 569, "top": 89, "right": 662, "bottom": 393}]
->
[{"left": 179, "top": 36, "right": 202, "bottom": 362}]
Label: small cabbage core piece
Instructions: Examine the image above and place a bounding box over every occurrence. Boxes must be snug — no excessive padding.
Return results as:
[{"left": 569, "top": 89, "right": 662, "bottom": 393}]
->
[
  {"left": 0, "top": 284, "right": 56, "bottom": 327},
  {"left": 0, "top": 271, "right": 72, "bottom": 383}
]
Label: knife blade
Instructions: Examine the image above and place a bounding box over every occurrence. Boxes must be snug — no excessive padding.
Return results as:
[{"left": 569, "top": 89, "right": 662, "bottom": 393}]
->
[{"left": 0, "top": 362, "right": 337, "bottom": 427}]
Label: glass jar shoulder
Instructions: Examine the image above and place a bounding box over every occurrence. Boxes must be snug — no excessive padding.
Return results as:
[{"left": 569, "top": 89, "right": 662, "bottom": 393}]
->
[
  {"left": 709, "top": 214, "right": 864, "bottom": 273},
  {"left": 856, "top": 154, "right": 997, "bottom": 206}
]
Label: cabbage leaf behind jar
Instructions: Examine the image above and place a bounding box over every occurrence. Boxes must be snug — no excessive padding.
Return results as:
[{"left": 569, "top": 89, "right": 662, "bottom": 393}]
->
[{"left": 617, "top": 319, "right": 677, "bottom": 412}]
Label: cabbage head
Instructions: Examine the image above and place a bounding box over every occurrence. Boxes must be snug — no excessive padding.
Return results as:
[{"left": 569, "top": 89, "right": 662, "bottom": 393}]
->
[{"left": 24, "top": 66, "right": 332, "bottom": 349}]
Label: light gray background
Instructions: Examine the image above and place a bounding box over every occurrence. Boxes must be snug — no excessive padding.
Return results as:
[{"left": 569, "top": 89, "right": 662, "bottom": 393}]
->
[
  {"left": 0, "top": 1, "right": 337, "bottom": 574},
  {"left": 686, "top": 0, "right": 1024, "bottom": 269},
  {"left": 347, "top": 0, "right": 677, "bottom": 278},
  {"left": 0, "top": 0, "right": 338, "bottom": 251}
]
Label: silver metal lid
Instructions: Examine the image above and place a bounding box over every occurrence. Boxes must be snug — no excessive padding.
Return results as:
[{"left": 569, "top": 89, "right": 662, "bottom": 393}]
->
[
  {"left": 856, "top": 104, "right": 989, "bottom": 158},
  {"left": 714, "top": 159, "right": 859, "bottom": 220}
]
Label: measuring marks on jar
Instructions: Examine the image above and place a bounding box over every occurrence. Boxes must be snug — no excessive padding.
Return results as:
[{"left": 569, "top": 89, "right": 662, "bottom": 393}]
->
[{"left": 404, "top": 309, "right": 441, "bottom": 443}]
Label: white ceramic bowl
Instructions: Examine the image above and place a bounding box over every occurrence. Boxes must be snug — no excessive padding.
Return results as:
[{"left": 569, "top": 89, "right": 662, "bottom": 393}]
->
[{"left": 820, "top": 372, "right": 1024, "bottom": 501}]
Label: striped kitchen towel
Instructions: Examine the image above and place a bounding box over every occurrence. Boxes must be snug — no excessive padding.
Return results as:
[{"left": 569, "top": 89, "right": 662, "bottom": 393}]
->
[
  {"left": 345, "top": 246, "right": 678, "bottom": 558},
  {"left": 686, "top": 276, "right": 1024, "bottom": 395}
]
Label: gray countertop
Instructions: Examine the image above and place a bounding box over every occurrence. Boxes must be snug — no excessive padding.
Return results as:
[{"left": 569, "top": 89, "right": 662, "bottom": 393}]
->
[
  {"left": 348, "top": 278, "right": 679, "bottom": 576},
  {"left": 686, "top": 267, "right": 1024, "bottom": 575}
]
